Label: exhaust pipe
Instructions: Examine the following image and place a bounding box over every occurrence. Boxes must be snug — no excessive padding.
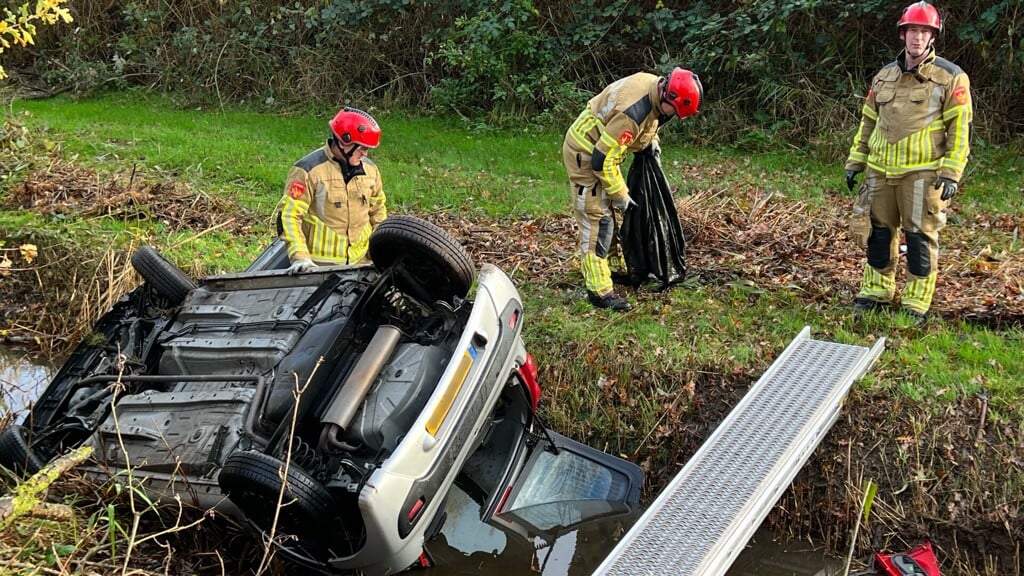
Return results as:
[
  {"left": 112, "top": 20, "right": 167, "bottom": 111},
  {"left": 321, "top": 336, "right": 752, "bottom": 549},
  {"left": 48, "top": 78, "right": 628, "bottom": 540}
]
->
[{"left": 319, "top": 324, "right": 402, "bottom": 452}]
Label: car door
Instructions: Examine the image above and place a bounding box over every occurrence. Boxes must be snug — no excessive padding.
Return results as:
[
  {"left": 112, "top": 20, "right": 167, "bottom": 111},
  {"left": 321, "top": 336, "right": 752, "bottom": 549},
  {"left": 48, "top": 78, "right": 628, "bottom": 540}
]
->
[{"left": 483, "top": 429, "right": 644, "bottom": 538}]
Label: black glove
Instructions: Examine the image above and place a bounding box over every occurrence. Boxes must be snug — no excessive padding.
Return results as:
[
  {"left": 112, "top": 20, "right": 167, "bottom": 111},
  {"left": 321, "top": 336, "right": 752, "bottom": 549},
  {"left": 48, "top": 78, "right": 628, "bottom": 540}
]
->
[
  {"left": 845, "top": 169, "right": 862, "bottom": 192},
  {"left": 935, "top": 176, "right": 958, "bottom": 201}
]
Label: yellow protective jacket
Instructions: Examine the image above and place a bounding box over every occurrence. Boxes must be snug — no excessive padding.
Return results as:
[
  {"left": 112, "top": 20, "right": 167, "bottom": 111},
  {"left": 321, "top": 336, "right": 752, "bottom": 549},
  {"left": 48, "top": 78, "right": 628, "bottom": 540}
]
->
[
  {"left": 565, "top": 72, "right": 670, "bottom": 199},
  {"left": 846, "top": 50, "right": 972, "bottom": 182},
  {"left": 277, "top": 142, "right": 387, "bottom": 265}
]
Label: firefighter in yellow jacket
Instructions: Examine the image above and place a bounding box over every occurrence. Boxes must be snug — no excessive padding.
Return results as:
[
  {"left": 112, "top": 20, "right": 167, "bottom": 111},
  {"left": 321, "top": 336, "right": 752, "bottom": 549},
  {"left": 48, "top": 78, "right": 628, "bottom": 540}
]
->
[
  {"left": 277, "top": 107, "right": 388, "bottom": 274},
  {"left": 564, "top": 67, "right": 703, "bottom": 311},
  {"left": 844, "top": 1, "right": 971, "bottom": 324}
]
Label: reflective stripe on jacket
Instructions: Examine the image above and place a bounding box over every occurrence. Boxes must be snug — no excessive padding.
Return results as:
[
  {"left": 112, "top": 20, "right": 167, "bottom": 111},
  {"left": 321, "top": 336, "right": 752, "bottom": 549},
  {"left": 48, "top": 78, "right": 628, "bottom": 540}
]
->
[
  {"left": 846, "top": 51, "right": 972, "bottom": 182},
  {"left": 277, "top": 143, "right": 387, "bottom": 264},
  {"left": 566, "top": 73, "right": 666, "bottom": 198}
]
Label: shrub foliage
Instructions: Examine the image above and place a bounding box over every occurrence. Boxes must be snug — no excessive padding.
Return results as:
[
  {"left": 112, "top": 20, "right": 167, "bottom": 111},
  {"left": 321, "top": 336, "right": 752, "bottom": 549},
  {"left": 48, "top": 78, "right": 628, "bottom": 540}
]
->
[{"left": 7, "top": 0, "right": 1023, "bottom": 144}]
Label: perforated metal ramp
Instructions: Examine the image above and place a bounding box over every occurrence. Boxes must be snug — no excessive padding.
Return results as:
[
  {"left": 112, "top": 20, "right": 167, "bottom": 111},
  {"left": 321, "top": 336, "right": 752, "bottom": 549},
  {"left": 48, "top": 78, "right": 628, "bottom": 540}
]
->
[{"left": 594, "top": 327, "right": 885, "bottom": 576}]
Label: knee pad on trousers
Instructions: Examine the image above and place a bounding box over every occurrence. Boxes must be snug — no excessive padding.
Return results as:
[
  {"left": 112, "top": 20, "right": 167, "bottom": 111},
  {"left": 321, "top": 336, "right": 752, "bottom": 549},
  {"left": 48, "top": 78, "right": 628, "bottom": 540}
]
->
[
  {"left": 595, "top": 215, "right": 614, "bottom": 258},
  {"left": 866, "top": 226, "right": 892, "bottom": 269},
  {"left": 905, "top": 230, "right": 931, "bottom": 276}
]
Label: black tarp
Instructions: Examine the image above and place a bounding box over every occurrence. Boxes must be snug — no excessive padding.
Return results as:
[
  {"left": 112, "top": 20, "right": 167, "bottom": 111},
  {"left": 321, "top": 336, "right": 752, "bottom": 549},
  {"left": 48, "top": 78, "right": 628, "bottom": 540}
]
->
[{"left": 618, "top": 151, "right": 687, "bottom": 291}]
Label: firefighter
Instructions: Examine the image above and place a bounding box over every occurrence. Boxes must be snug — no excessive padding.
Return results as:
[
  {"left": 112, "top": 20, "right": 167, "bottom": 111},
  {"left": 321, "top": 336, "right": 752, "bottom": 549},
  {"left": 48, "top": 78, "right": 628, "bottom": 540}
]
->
[
  {"left": 563, "top": 67, "right": 703, "bottom": 311},
  {"left": 844, "top": 1, "right": 972, "bottom": 324},
  {"left": 277, "top": 107, "right": 388, "bottom": 274}
]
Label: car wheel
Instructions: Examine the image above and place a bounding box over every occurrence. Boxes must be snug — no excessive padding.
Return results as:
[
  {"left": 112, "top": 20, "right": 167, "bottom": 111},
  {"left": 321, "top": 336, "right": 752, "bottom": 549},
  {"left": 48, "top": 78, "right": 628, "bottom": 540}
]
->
[
  {"left": 130, "top": 245, "right": 197, "bottom": 306},
  {"left": 218, "top": 450, "right": 335, "bottom": 537},
  {"left": 0, "top": 425, "right": 45, "bottom": 477},
  {"left": 369, "top": 215, "right": 475, "bottom": 303}
]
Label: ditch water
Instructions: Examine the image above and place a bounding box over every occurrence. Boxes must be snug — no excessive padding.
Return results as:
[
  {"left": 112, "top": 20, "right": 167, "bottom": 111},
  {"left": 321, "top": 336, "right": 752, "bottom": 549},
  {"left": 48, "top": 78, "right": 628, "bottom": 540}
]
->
[
  {"left": 0, "top": 345, "right": 53, "bottom": 419},
  {"left": 0, "top": 346, "right": 842, "bottom": 576},
  {"left": 428, "top": 483, "right": 843, "bottom": 575}
]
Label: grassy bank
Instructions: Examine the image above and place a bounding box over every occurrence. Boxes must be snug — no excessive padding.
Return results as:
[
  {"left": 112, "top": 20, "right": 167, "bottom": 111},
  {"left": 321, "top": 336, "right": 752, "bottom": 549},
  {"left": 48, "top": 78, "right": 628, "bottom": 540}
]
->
[{"left": 2, "top": 92, "right": 1022, "bottom": 575}]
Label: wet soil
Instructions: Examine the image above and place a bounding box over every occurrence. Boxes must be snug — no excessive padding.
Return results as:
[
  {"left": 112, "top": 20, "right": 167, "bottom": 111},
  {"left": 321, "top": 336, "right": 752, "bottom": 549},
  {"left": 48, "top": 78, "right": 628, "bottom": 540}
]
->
[{"left": 2, "top": 160, "right": 1022, "bottom": 575}]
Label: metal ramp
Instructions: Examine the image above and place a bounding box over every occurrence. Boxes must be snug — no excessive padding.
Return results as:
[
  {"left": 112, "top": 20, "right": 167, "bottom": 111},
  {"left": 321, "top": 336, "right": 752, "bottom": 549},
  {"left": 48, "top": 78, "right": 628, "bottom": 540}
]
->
[{"left": 594, "top": 326, "right": 885, "bottom": 576}]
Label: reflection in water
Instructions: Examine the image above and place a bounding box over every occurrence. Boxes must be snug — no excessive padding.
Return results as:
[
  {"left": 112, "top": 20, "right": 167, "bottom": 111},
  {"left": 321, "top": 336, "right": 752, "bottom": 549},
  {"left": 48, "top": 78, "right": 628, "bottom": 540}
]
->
[
  {"left": 428, "top": 484, "right": 639, "bottom": 575},
  {"left": 429, "top": 484, "right": 839, "bottom": 576},
  {"left": 0, "top": 346, "right": 54, "bottom": 420},
  {"left": 727, "top": 532, "right": 843, "bottom": 575}
]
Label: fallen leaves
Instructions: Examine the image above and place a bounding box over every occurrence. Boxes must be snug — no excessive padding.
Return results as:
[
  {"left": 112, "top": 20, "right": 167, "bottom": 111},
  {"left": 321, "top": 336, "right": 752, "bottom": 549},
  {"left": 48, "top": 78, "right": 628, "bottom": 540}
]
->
[
  {"left": 6, "top": 161, "right": 261, "bottom": 234},
  {"left": 6, "top": 159, "right": 1023, "bottom": 327}
]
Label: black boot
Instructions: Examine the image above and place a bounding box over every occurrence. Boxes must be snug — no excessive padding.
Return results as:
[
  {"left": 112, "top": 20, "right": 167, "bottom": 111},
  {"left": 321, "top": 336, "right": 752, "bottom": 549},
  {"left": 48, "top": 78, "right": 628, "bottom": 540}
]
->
[
  {"left": 901, "top": 308, "right": 929, "bottom": 327},
  {"left": 853, "top": 297, "right": 888, "bottom": 315},
  {"left": 587, "top": 290, "right": 632, "bottom": 311}
]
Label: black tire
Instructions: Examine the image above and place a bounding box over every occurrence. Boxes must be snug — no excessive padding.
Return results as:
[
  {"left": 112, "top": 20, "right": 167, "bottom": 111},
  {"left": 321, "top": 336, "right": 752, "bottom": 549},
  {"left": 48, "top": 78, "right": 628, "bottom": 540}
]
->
[
  {"left": 368, "top": 215, "right": 475, "bottom": 303},
  {"left": 218, "top": 450, "right": 335, "bottom": 537},
  {"left": 130, "top": 245, "right": 196, "bottom": 306},
  {"left": 0, "top": 425, "right": 45, "bottom": 477}
]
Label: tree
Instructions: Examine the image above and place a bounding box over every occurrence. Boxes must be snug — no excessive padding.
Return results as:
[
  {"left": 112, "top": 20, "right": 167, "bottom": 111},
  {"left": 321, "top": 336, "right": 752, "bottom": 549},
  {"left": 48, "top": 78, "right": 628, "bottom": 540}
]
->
[{"left": 0, "top": 0, "right": 73, "bottom": 80}]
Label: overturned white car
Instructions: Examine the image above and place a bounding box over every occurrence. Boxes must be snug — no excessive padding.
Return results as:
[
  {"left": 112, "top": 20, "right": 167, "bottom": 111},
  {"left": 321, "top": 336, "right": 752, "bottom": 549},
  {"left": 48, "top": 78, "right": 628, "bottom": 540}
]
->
[{"left": 1, "top": 215, "right": 643, "bottom": 575}]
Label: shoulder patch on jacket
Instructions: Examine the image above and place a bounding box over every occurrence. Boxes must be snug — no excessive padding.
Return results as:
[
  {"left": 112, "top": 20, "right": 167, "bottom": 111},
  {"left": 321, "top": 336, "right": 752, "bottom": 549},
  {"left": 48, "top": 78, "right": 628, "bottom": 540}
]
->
[
  {"left": 618, "top": 131, "right": 635, "bottom": 146},
  {"left": 953, "top": 86, "right": 969, "bottom": 105},
  {"left": 288, "top": 181, "right": 306, "bottom": 199}
]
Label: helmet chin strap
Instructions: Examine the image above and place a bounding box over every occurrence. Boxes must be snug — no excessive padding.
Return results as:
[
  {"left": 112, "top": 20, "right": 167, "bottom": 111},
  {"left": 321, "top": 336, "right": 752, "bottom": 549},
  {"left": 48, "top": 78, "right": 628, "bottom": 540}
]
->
[
  {"left": 657, "top": 79, "right": 676, "bottom": 119},
  {"left": 330, "top": 136, "right": 359, "bottom": 162}
]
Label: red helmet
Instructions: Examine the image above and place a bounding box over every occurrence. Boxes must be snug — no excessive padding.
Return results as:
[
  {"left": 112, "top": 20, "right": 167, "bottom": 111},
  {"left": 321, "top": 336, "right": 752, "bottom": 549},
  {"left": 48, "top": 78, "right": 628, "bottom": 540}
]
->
[
  {"left": 664, "top": 67, "right": 703, "bottom": 118},
  {"left": 897, "top": 1, "right": 942, "bottom": 33},
  {"left": 329, "top": 107, "right": 381, "bottom": 148}
]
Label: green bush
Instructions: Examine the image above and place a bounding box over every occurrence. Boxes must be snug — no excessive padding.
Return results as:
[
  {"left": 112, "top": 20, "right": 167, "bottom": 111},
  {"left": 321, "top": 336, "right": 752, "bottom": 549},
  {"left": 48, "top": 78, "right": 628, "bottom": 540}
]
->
[{"left": 7, "top": 0, "right": 1022, "bottom": 143}]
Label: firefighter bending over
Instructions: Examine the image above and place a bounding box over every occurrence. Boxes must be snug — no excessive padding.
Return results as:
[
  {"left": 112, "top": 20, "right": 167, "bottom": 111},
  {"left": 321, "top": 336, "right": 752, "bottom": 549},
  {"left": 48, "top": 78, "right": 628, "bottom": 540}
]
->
[{"left": 563, "top": 67, "right": 703, "bottom": 311}]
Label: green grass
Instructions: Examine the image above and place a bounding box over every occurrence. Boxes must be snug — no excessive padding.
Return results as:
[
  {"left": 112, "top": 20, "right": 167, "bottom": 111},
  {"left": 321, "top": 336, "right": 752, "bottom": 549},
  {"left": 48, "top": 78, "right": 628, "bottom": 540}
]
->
[
  {"left": 11, "top": 92, "right": 571, "bottom": 218},
  {"left": 5, "top": 90, "right": 1024, "bottom": 422},
  {"left": 14, "top": 90, "right": 1020, "bottom": 214}
]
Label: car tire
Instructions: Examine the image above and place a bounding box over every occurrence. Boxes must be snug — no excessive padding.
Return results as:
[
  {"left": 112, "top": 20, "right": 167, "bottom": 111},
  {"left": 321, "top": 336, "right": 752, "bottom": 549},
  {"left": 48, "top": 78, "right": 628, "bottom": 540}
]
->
[
  {"left": 369, "top": 215, "right": 475, "bottom": 303},
  {"left": 130, "top": 245, "right": 197, "bottom": 306},
  {"left": 218, "top": 450, "right": 335, "bottom": 536},
  {"left": 0, "top": 425, "right": 45, "bottom": 477}
]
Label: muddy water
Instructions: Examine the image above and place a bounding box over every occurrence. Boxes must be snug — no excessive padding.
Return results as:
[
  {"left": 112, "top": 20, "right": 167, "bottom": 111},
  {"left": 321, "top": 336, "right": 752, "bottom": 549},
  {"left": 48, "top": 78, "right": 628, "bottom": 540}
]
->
[
  {"left": 0, "top": 346, "right": 54, "bottom": 420},
  {"left": 0, "top": 348, "right": 841, "bottom": 575},
  {"left": 427, "top": 477, "right": 842, "bottom": 575}
]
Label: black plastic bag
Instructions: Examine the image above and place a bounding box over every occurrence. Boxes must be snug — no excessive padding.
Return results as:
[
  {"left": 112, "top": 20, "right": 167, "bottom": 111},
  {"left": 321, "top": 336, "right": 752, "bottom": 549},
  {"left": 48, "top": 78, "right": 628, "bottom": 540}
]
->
[{"left": 618, "top": 152, "right": 687, "bottom": 291}]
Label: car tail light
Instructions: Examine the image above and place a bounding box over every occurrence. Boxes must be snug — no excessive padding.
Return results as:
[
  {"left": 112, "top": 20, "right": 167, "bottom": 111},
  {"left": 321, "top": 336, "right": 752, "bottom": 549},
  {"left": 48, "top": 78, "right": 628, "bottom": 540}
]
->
[
  {"left": 518, "top": 353, "right": 541, "bottom": 411},
  {"left": 417, "top": 550, "right": 434, "bottom": 568},
  {"left": 408, "top": 497, "right": 424, "bottom": 522}
]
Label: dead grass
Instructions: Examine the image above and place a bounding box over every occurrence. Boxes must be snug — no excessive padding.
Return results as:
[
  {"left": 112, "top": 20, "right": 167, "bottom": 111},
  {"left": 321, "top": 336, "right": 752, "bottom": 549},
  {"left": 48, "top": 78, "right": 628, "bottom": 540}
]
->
[
  {"left": 7, "top": 159, "right": 260, "bottom": 236},
  {"left": 435, "top": 185, "right": 1024, "bottom": 327}
]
